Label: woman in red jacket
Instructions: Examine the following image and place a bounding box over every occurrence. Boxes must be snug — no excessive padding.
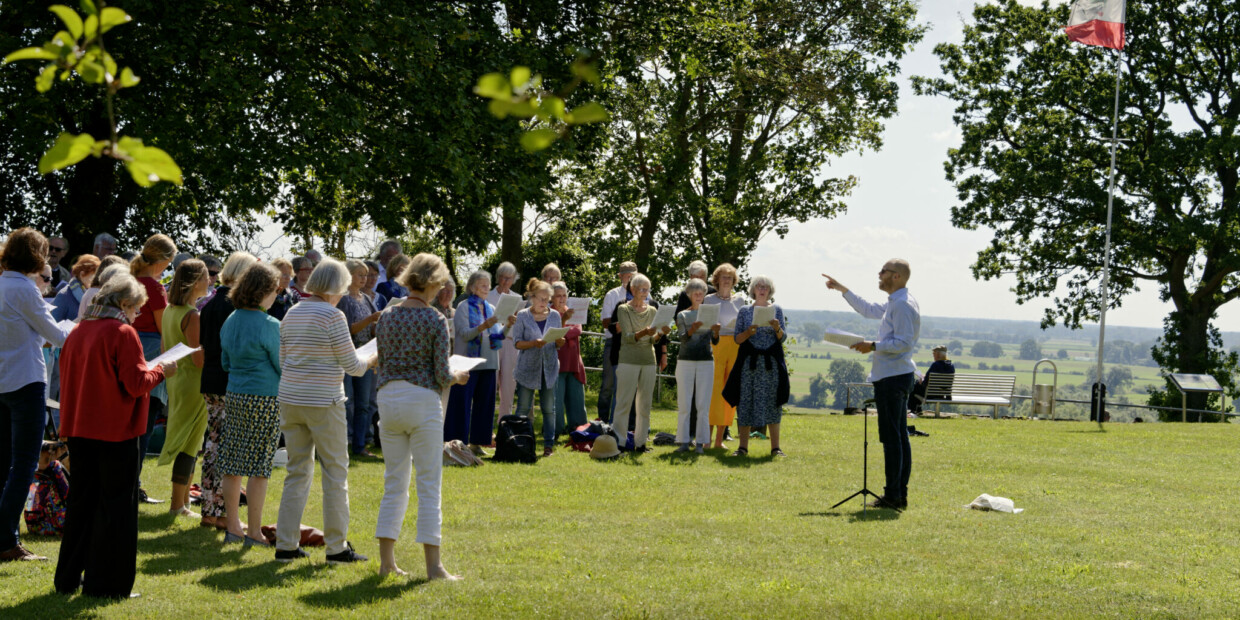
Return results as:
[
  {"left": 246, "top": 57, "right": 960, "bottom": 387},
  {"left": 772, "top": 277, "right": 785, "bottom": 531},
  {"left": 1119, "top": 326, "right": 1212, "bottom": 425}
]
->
[{"left": 54, "top": 274, "right": 178, "bottom": 599}]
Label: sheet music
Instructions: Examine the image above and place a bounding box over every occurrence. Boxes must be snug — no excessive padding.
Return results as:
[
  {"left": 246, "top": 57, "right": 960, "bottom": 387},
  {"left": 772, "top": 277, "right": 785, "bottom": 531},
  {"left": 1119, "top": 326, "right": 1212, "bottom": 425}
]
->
[
  {"left": 651, "top": 304, "right": 675, "bottom": 328},
  {"left": 147, "top": 343, "right": 200, "bottom": 366},
  {"left": 753, "top": 305, "right": 776, "bottom": 327},
  {"left": 694, "top": 303, "right": 720, "bottom": 327},
  {"left": 56, "top": 319, "right": 77, "bottom": 334},
  {"left": 449, "top": 355, "right": 485, "bottom": 373},
  {"left": 541, "top": 327, "right": 570, "bottom": 342},
  {"left": 823, "top": 328, "right": 864, "bottom": 349},
  {"left": 355, "top": 338, "right": 378, "bottom": 360},
  {"left": 564, "top": 297, "right": 592, "bottom": 325},
  {"left": 493, "top": 293, "right": 522, "bottom": 325}
]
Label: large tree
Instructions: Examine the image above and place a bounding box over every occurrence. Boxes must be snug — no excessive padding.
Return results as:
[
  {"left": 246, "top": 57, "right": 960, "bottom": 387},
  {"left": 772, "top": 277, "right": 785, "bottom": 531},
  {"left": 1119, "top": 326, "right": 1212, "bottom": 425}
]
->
[
  {"left": 914, "top": 0, "right": 1240, "bottom": 413},
  {"left": 566, "top": 0, "right": 923, "bottom": 288}
]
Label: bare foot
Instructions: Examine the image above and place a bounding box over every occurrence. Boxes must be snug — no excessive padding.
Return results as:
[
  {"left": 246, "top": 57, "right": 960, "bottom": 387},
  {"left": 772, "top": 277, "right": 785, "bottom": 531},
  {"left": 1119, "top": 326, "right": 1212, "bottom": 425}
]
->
[
  {"left": 427, "top": 565, "right": 460, "bottom": 581},
  {"left": 379, "top": 565, "right": 408, "bottom": 577}
]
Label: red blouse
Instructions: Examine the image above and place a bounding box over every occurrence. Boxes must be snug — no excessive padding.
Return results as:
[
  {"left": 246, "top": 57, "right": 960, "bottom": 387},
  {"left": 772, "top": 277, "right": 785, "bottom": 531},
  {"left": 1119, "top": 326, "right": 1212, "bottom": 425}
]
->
[
  {"left": 59, "top": 318, "right": 166, "bottom": 442},
  {"left": 130, "top": 276, "right": 167, "bottom": 334},
  {"left": 555, "top": 324, "right": 587, "bottom": 385}
]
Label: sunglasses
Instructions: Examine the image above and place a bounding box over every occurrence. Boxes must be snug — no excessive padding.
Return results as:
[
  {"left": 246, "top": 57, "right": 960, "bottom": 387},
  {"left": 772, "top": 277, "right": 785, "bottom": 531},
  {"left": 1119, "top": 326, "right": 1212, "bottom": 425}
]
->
[
  {"left": 208, "top": 271, "right": 220, "bottom": 278},
  {"left": 40, "top": 274, "right": 51, "bottom": 283}
]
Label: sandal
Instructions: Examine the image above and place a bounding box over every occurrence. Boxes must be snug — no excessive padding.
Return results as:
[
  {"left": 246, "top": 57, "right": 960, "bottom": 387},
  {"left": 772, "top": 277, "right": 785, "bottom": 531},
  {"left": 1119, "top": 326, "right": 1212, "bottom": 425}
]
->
[
  {"left": 731, "top": 447, "right": 748, "bottom": 457},
  {"left": 771, "top": 448, "right": 786, "bottom": 457}
]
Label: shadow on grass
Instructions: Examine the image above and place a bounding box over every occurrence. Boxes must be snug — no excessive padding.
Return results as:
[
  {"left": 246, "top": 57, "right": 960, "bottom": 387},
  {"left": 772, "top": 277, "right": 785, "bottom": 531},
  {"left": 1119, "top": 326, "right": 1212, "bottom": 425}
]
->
[
  {"left": 798, "top": 508, "right": 900, "bottom": 522},
  {"left": 656, "top": 450, "right": 704, "bottom": 465},
  {"left": 0, "top": 591, "right": 129, "bottom": 617},
  {"left": 710, "top": 451, "right": 776, "bottom": 468},
  {"left": 199, "top": 560, "right": 319, "bottom": 592},
  {"left": 137, "top": 514, "right": 247, "bottom": 575},
  {"left": 1066, "top": 427, "right": 1108, "bottom": 433},
  {"left": 298, "top": 573, "right": 424, "bottom": 608}
]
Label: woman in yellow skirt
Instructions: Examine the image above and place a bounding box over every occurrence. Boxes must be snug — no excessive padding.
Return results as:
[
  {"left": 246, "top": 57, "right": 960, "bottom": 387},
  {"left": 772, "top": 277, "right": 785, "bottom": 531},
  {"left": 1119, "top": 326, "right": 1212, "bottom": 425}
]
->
[
  {"left": 704, "top": 263, "right": 746, "bottom": 449},
  {"left": 158, "top": 259, "right": 211, "bottom": 518}
]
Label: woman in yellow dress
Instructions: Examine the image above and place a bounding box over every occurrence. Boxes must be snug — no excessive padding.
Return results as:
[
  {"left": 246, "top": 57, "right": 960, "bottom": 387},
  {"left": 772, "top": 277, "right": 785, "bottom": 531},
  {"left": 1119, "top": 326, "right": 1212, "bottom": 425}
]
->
[
  {"left": 159, "top": 259, "right": 210, "bottom": 518},
  {"left": 704, "top": 263, "right": 746, "bottom": 449}
]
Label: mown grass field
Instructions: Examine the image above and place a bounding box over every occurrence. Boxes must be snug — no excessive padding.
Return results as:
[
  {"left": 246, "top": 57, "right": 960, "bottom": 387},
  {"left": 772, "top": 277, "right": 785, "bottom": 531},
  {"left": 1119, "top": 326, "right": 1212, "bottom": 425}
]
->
[{"left": 4, "top": 408, "right": 1239, "bottom": 618}]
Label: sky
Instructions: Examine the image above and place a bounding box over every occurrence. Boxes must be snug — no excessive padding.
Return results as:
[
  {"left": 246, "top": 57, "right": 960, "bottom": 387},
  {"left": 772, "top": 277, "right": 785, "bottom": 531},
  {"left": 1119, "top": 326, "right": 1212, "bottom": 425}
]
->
[{"left": 747, "top": 0, "right": 1240, "bottom": 333}]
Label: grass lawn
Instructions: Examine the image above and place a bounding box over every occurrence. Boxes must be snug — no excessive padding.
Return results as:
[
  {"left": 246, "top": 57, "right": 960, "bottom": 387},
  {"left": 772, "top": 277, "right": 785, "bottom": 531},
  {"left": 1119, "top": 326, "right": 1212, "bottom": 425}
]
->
[{"left": 4, "top": 409, "right": 1239, "bottom": 618}]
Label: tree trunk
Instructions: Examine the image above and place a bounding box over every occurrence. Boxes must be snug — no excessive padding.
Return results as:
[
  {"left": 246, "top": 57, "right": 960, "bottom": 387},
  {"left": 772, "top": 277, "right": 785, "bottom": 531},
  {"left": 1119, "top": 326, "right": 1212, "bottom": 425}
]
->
[
  {"left": 1174, "top": 305, "right": 1215, "bottom": 416},
  {"left": 500, "top": 196, "right": 524, "bottom": 269}
]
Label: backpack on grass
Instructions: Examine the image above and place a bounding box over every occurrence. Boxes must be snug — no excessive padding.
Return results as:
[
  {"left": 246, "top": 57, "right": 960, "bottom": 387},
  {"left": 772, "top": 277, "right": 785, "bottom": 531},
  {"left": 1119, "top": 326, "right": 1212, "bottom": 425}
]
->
[{"left": 492, "top": 415, "right": 537, "bottom": 464}]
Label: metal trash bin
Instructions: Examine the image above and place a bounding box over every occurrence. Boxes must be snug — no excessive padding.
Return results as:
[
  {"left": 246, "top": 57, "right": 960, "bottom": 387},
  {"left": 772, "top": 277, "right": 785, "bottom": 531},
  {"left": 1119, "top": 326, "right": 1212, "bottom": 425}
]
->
[{"left": 1031, "top": 360, "right": 1058, "bottom": 419}]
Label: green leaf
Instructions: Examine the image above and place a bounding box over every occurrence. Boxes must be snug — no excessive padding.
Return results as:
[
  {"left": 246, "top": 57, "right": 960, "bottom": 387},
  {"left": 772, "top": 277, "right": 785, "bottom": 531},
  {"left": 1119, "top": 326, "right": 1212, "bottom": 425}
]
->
[
  {"left": 473, "top": 72, "right": 510, "bottom": 99},
  {"left": 519, "top": 128, "right": 558, "bottom": 152},
  {"left": 98, "top": 7, "right": 131, "bottom": 34},
  {"left": 83, "top": 14, "right": 97, "bottom": 39},
  {"left": 53, "top": 31, "right": 76, "bottom": 48},
  {"left": 38, "top": 133, "right": 96, "bottom": 174},
  {"left": 571, "top": 58, "right": 601, "bottom": 85},
  {"left": 79, "top": 0, "right": 96, "bottom": 16},
  {"left": 567, "top": 101, "right": 609, "bottom": 124},
  {"left": 91, "top": 140, "right": 108, "bottom": 156},
  {"left": 48, "top": 5, "right": 83, "bottom": 40},
  {"left": 3, "top": 47, "right": 58, "bottom": 64},
  {"left": 508, "top": 100, "right": 537, "bottom": 118},
  {"left": 36, "top": 64, "right": 57, "bottom": 92},
  {"left": 101, "top": 52, "right": 116, "bottom": 80},
  {"left": 488, "top": 99, "right": 512, "bottom": 119},
  {"left": 118, "top": 137, "right": 183, "bottom": 186},
  {"left": 510, "top": 66, "right": 531, "bottom": 88},
  {"left": 76, "top": 59, "right": 104, "bottom": 83},
  {"left": 537, "top": 96, "right": 565, "bottom": 122},
  {"left": 118, "top": 66, "right": 140, "bottom": 88}
]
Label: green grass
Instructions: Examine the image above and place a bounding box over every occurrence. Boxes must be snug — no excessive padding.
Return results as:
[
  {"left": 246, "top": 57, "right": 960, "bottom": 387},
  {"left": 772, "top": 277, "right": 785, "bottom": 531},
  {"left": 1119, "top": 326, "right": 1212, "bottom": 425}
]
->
[{"left": 5, "top": 410, "right": 1240, "bottom": 618}]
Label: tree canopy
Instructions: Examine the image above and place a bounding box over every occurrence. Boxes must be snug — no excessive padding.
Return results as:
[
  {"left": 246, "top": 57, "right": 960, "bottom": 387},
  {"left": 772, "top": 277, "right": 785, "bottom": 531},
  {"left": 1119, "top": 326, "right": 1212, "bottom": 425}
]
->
[{"left": 914, "top": 0, "right": 1240, "bottom": 411}]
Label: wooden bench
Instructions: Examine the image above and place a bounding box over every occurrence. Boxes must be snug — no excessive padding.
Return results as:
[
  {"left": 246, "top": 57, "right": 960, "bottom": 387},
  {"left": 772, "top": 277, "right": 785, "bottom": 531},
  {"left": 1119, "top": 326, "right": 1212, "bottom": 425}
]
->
[{"left": 919, "top": 373, "right": 1016, "bottom": 419}]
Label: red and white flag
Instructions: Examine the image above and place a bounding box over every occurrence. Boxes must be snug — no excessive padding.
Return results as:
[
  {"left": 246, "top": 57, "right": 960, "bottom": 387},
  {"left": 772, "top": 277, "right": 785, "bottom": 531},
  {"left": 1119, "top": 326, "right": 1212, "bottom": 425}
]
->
[{"left": 1065, "top": 0, "right": 1126, "bottom": 50}]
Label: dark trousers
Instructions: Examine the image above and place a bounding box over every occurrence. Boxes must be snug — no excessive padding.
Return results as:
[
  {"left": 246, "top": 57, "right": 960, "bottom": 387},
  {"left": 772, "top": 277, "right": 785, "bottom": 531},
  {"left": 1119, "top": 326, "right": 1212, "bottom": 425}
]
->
[
  {"left": 874, "top": 373, "right": 914, "bottom": 502},
  {"left": 445, "top": 369, "right": 497, "bottom": 446},
  {"left": 0, "top": 382, "right": 47, "bottom": 550},
  {"left": 597, "top": 342, "right": 617, "bottom": 422},
  {"left": 344, "top": 369, "right": 376, "bottom": 454},
  {"left": 55, "top": 436, "right": 140, "bottom": 598}
]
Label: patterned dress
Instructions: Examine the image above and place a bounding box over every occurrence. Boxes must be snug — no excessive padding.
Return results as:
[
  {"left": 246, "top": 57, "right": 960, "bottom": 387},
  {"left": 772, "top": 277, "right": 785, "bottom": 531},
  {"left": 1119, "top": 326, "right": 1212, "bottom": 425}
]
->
[{"left": 733, "top": 304, "right": 787, "bottom": 427}]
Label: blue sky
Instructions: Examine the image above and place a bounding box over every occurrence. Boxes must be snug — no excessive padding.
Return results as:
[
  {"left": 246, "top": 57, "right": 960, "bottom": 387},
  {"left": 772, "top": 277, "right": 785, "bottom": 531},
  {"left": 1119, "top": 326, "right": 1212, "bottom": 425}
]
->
[{"left": 748, "top": 0, "right": 1240, "bottom": 333}]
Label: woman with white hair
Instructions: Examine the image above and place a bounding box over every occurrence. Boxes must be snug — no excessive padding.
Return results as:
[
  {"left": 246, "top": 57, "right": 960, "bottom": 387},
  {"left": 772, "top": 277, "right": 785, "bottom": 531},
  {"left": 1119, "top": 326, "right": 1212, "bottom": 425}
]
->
[
  {"left": 447, "top": 270, "right": 513, "bottom": 455},
  {"left": 55, "top": 273, "right": 176, "bottom": 595},
  {"left": 675, "top": 278, "right": 719, "bottom": 453},
  {"left": 725, "top": 275, "right": 789, "bottom": 458},
  {"left": 338, "top": 258, "right": 382, "bottom": 458},
  {"left": 511, "top": 278, "right": 562, "bottom": 457},
  {"left": 488, "top": 261, "right": 521, "bottom": 419},
  {"left": 198, "top": 251, "right": 259, "bottom": 528},
  {"left": 613, "top": 273, "right": 669, "bottom": 452},
  {"left": 274, "top": 258, "right": 375, "bottom": 564}
]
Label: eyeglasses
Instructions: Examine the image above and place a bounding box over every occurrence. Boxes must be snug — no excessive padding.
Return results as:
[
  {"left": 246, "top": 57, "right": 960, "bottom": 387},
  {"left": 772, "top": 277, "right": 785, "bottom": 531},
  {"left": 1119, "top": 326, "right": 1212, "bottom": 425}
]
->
[
  {"left": 40, "top": 274, "right": 51, "bottom": 283},
  {"left": 208, "top": 271, "right": 220, "bottom": 278}
]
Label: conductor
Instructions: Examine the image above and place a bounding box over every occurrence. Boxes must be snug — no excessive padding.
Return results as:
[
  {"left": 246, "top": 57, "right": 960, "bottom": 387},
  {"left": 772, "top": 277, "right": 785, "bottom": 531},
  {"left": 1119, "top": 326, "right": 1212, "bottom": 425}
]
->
[{"left": 823, "top": 259, "right": 920, "bottom": 510}]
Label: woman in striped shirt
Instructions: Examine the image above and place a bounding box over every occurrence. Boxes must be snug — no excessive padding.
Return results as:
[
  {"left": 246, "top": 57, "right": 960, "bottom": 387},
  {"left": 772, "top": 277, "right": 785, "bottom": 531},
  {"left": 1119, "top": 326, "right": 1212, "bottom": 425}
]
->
[{"left": 273, "top": 258, "right": 375, "bottom": 565}]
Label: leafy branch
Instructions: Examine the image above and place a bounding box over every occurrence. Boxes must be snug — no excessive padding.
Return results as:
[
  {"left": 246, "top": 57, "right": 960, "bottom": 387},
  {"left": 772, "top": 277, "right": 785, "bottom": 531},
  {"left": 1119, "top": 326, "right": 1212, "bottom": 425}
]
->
[
  {"left": 2, "top": 0, "right": 181, "bottom": 186},
  {"left": 473, "top": 51, "right": 610, "bottom": 152}
]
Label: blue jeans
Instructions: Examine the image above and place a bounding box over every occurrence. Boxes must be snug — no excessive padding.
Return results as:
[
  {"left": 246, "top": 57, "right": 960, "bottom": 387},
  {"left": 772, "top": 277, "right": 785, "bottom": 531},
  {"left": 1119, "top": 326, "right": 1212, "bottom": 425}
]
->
[
  {"left": 0, "top": 382, "right": 47, "bottom": 550},
  {"left": 555, "top": 373, "right": 587, "bottom": 433},
  {"left": 516, "top": 380, "right": 556, "bottom": 449},
  {"left": 344, "top": 370, "right": 376, "bottom": 454},
  {"left": 596, "top": 341, "right": 617, "bottom": 422},
  {"left": 874, "top": 373, "right": 915, "bottom": 502}
]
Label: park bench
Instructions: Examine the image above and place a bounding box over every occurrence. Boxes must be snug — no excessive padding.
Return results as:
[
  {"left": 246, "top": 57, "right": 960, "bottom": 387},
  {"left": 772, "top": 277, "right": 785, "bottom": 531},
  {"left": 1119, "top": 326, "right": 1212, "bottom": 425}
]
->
[{"left": 919, "top": 373, "right": 1016, "bottom": 419}]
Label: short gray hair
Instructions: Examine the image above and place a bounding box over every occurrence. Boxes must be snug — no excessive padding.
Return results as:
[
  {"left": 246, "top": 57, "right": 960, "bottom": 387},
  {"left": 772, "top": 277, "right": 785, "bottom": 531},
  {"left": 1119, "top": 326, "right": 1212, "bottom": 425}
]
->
[
  {"left": 305, "top": 258, "right": 352, "bottom": 296},
  {"left": 684, "top": 278, "right": 708, "bottom": 295},
  {"left": 93, "top": 232, "right": 117, "bottom": 246},
  {"left": 750, "top": 274, "right": 775, "bottom": 299},
  {"left": 495, "top": 261, "right": 518, "bottom": 279},
  {"left": 629, "top": 273, "right": 651, "bottom": 291},
  {"left": 218, "top": 251, "right": 257, "bottom": 287},
  {"left": 465, "top": 270, "right": 492, "bottom": 295},
  {"left": 551, "top": 281, "right": 568, "bottom": 296},
  {"left": 93, "top": 273, "right": 147, "bottom": 310},
  {"left": 94, "top": 264, "right": 129, "bottom": 288},
  {"left": 687, "top": 261, "right": 708, "bottom": 278},
  {"left": 344, "top": 258, "right": 367, "bottom": 274}
]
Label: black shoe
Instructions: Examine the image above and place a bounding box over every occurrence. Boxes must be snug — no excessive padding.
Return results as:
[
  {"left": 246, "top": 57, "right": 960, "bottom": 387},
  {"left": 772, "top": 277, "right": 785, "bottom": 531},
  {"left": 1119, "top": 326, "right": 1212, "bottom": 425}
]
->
[
  {"left": 137, "top": 488, "right": 164, "bottom": 504},
  {"left": 325, "top": 541, "right": 368, "bottom": 565},
  {"left": 636, "top": 445, "right": 653, "bottom": 453},
  {"left": 771, "top": 448, "right": 786, "bottom": 457},
  {"left": 866, "top": 496, "right": 906, "bottom": 510},
  {"left": 275, "top": 547, "right": 309, "bottom": 562}
]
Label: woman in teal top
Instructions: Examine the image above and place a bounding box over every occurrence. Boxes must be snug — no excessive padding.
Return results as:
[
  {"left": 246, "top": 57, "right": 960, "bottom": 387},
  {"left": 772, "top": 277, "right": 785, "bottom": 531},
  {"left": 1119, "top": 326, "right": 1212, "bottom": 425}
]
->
[{"left": 217, "top": 264, "right": 283, "bottom": 547}]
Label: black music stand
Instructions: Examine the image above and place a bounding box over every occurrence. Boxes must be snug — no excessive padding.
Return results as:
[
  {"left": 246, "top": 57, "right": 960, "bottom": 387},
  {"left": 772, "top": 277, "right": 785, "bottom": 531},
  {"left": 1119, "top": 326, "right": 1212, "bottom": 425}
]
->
[{"left": 831, "top": 391, "right": 896, "bottom": 514}]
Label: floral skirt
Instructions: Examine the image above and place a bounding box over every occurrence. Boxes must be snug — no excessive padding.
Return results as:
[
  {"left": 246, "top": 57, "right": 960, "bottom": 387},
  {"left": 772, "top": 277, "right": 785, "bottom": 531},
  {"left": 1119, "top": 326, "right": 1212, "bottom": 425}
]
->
[{"left": 218, "top": 393, "right": 282, "bottom": 478}]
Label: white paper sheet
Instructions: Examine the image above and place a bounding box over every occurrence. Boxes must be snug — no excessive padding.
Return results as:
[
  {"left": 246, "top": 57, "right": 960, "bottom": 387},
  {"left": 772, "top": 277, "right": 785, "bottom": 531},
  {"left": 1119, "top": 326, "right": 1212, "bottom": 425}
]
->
[
  {"left": 693, "top": 303, "right": 720, "bottom": 327},
  {"left": 823, "top": 328, "right": 864, "bottom": 349},
  {"left": 541, "top": 327, "right": 570, "bottom": 342},
  {"left": 147, "top": 343, "right": 200, "bottom": 366},
  {"left": 449, "top": 355, "right": 486, "bottom": 373},
  {"left": 651, "top": 304, "right": 675, "bottom": 328},
  {"left": 355, "top": 338, "right": 378, "bottom": 360},
  {"left": 724, "top": 319, "right": 737, "bottom": 331},
  {"left": 564, "top": 297, "right": 592, "bottom": 325},
  {"left": 493, "top": 293, "right": 522, "bottom": 325},
  {"left": 753, "top": 305, "right": 776, "bottom": 327},
  {"left": 56, "top": 319, "right": 76, "bottom": 334}
]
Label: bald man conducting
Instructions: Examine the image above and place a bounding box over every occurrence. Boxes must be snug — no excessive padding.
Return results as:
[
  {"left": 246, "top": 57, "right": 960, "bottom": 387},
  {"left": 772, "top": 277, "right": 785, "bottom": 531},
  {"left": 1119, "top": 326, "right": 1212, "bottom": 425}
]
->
[{"left": 823, "top": 259, "right": 920, "bottom": 510}]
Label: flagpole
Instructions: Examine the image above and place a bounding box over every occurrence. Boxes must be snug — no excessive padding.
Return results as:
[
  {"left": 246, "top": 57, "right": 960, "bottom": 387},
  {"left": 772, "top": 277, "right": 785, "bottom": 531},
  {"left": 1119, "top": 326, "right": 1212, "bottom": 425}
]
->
[{"left": 1094, "top": 48, "right": 1124, "bottom": 427}]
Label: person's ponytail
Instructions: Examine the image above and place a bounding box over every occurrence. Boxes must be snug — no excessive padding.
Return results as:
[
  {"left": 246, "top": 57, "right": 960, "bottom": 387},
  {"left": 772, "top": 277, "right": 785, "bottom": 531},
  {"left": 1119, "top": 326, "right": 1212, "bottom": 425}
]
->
[{"left": 129, "top": 234, "right": 177, "bottom": 276}]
